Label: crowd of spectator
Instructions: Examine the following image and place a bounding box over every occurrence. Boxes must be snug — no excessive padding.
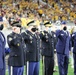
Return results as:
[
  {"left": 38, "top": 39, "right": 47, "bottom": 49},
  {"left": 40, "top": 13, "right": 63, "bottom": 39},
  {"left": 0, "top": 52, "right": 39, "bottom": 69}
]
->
[{"left": 0, "top": 0, "right": 76, "bottom": 28}]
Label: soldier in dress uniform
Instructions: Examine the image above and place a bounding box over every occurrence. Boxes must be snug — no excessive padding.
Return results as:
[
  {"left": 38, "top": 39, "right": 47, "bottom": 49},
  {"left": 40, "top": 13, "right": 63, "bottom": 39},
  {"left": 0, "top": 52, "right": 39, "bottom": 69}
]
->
[
  {"left": 71, "top": 24, "right": 76, "bottom": 75},
  {"left": 21, "top": 20, "right": 40, "bottom": 75},
  {"left": 56, "top": 21, "right": 71, "bottom": 75},
  {"left": 7, "top": 21, "right": 25, "bottom": 75},
  {"left": 0, "top": 18, "right": 6, "bottom": 75},
  {"left": 50, "top": 25, "right": 58, "bottom": 72},
  {"left": 40, "top": 21, "right": 54, "bottom": 75}
]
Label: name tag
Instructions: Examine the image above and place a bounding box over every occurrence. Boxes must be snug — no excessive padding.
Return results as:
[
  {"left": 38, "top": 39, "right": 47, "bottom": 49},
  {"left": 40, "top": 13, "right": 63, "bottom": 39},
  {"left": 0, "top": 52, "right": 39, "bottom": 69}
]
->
[{"left": 61, "top": 34, "right": 64, "bottom": 36}]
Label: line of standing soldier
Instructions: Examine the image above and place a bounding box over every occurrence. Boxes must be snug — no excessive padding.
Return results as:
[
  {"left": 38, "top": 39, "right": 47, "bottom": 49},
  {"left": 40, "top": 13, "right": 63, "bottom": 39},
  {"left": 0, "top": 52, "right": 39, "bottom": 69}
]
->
[
  {"left": 7, "top": 20, "right": 56, "bottom": 75},
  {"left": 1, "top": 19, "right": 73, "bottom": 75}
]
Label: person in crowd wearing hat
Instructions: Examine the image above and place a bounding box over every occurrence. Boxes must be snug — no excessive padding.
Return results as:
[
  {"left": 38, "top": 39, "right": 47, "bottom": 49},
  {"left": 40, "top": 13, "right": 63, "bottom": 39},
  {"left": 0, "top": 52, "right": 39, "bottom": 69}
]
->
[
  {"left": 7, "top": 21, "right": 25, "bottom": 75},
  {"left": 21, "top": 20, "right": 40, "bottom": 75},
  {"left": 0, "top": 16, "right": 6, "bottom": 75},
  {"left": 40, "top": 21, "right": 54, "bottom": 75},
  {"left": 56, "top": 21, "right": 71, "bottom": 75}
]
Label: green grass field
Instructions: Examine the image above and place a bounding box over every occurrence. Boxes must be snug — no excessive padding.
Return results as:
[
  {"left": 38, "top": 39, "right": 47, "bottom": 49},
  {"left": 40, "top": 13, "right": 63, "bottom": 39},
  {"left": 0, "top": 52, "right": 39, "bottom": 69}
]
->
[
  {"left": 39, "top": 60, "right": 74, "bottom": 75},
  {"left": 6, "top": 60, "right": 74, "bottom": 75}
]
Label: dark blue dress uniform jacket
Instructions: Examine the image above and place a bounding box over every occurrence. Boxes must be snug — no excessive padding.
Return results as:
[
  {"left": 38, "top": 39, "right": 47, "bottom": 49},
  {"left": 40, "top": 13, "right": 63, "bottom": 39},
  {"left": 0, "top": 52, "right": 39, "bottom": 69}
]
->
[
  {"left": 7, "top": 32, "right": 25, "bottom": 66},
  {"left": 21, "top": 30, "right": 40, "bottom": 62},
  {"left": 0, "top": 32, "right": 6, "bottom": 69},
  {"left": 40, "top": 31, "right": 54, "bottom": 57},
  {"left": 56, "top": 30, "right": 71, "bottom": 55}
]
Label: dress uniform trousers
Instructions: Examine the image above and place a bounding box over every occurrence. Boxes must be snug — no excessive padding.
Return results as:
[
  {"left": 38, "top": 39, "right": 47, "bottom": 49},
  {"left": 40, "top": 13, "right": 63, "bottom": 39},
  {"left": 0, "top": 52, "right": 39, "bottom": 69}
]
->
[
  {"left": 0, "top": 70, "right": 5, "bottom": 75},
  {"left": 44, "top": 57, "right": 54, "bottom": 75},
  {"left": 73, "top": 53, "right": 76, "bottom": 75},
  {"left": 0, "top": 62, "right": 5, "bottom": 75},
  {"left": 0, "top": 55, "right": 5, "bottom": 75},
  {"left": 27, "top": 62, "right": 39, "bottom": 75},
  {"left": 9, "top": 66, "right": 24, "bottom": 75},
  {"left": 57, "top": 54, "right": 69, "bottom": 75}
]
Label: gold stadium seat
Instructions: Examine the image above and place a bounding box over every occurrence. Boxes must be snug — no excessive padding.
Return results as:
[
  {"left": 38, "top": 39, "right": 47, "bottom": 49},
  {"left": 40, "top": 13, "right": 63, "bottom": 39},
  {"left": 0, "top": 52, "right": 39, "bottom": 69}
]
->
[
  {"left": 21, "top": 18, "right": 27, "bottom": 27},
  {"left": 36, "top": 20, "right": 40, "bottom": 26},
  {"left": 74, "top": 13, "right": 76, "bottom": 19},
  {"left": 54, "top": 15, "right": 59, "bottom": 21},
  {"left": 29, "top": 13, "right": 34, "bottom": 19},
  {"left": 70, "top": 12, "right": 75, "bottom": 17},
  {"left": 37, "top": 9, "right": 43, "bottom": 15},
  {"left": 62, "top": 16, "right": 67, "bottom": 21},
  {"left": 51, "top": 16, "right": 55, "bottom": 21},
  {"left": 64, "top": 8, "right": 70, "bottom": 14},
  {"left": 70, "top": 17, "right": 74, "bottom": 22}
]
